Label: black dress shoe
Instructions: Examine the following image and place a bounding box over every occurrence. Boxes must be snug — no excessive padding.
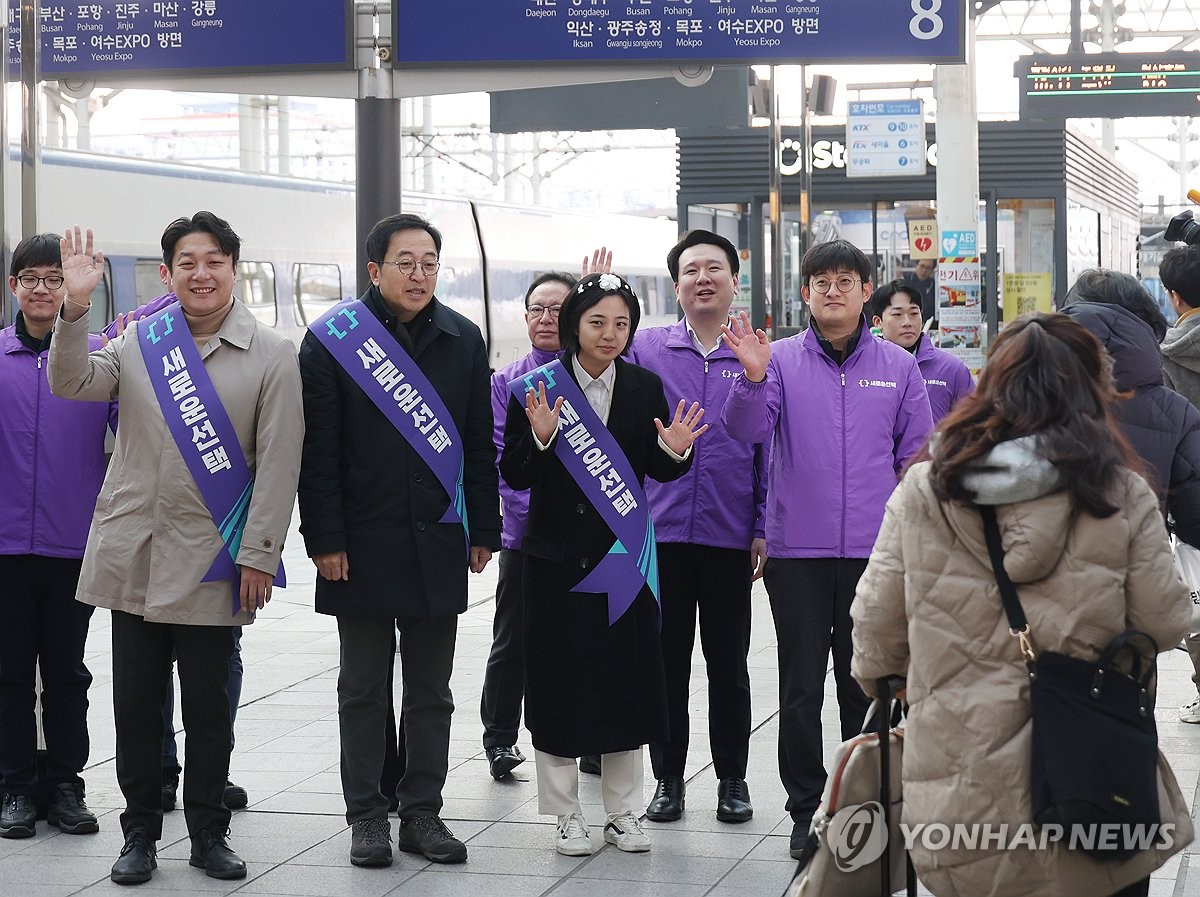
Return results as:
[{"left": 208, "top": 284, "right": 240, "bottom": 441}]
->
[
  {"left": 485, "top": 745, "right": 526, "bottom": 780},
  {"left": 716, "top": 777, "right": 753, "bottom": 823},
  {"left": 790, "top": 817, "right": 815, "bottom": 860},
  {"left": 161, "top": 773, "right": 178, "bottom": 813},
  {"left": 645, "top": 775, "right": 685, "bottom": 822},
  {"left": 223, "top": 780, "right": 248, "bottom": 810},
  {"left": 111, "top": 828, "right": 156, "bottom": 884},
  {"left": 189, "top": 828, "right": 247, "bottom": 880},
  {"left": 578, "top": 755, "right": 602, "bottom": 776}
]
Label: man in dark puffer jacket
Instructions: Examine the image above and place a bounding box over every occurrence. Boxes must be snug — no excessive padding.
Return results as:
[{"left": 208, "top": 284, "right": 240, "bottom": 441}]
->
[{"left": 1062, "top": 270, "right": 1200, "bottom": 723}]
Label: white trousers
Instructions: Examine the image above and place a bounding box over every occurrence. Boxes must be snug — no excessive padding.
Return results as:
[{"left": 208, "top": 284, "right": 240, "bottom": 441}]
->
[{"left": 535, "top": 748, "right": 643, "bottom": 818}]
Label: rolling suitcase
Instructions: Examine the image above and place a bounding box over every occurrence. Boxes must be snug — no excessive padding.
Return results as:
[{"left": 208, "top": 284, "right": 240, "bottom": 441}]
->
[{"left": 785, "top": 675, "right": 917, "bottom": 896}]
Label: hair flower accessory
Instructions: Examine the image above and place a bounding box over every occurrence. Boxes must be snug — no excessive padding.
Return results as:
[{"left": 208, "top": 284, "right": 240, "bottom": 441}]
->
[{"left": 598, "top": 273, "right": 623, "bottom": 291}]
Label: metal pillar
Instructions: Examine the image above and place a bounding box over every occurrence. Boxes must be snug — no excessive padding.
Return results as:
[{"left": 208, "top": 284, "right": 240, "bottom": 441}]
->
[
  {"left": 768, "top": 66, "right": 783, "bottom": 337},
  {"left": 21, "top": 0, "right": 40, "bottom": 238},
  {"left": 355, "top": 3, "right": 400, "bottom": 296},
  {"left": 933, "top": 20, "right": 980, "bottom": 324},
  {"left": 355, "top": 98, "right": 401, "bottom": 296}
]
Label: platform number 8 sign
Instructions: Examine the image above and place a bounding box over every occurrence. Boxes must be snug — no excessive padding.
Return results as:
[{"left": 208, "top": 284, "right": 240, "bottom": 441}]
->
[{"left": 910, "top": 0, "right": 944, "bottom": 39}]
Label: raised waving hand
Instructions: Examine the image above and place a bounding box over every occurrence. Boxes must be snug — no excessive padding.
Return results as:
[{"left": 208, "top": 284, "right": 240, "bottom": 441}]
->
[
  {"left": 59, "top": 226, "right": 104, "bottom": 322},
  {"left": 656, "top": 400, "right": 709, "bottom": 457},
  {"left": 721, "top": 310, "right": 772, "bottom": 383}
]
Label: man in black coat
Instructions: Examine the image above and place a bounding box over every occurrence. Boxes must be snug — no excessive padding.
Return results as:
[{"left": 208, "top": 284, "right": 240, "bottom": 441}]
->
[{"left": 298, "top": 213, "right": 500, "bottom": 868}]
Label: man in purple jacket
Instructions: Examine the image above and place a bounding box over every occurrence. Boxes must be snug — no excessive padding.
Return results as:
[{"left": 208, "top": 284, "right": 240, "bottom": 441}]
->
[
  {"left": 629, "top": 230, "right": 767, "bottom": 824},
  {"left": 0, "top": 234, "right": 113, "bottom": 839},
  {"left": 868, "top": 279, "right": 973, "bottom": 422},
  {"left": 721, "top": 239, "right": 932, "bottom": 857},
  {"left": 480, "top": 271, "right": 577, "bottom": 779}
]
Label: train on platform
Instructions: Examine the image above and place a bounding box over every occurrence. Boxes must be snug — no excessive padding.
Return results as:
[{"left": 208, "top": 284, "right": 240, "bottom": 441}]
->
[{"left": 1, "top": 149, "right": 681, "bottom": 368}]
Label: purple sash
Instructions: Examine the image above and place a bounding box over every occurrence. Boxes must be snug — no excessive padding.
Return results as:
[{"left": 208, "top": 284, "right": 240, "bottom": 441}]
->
[
  {"left": 137, "top": 301, "right": 284, "bottom": 616},
  {"left": 309, "top": 300, "right": 468, "bottom": 546},
  {"left": 508, "top": 359, "right": 659, "bottom": 627}
]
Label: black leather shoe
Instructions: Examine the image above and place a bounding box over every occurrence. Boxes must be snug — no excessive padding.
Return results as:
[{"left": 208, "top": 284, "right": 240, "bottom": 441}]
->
[
  {"left": 0, "top": 793, "right": 36, "bottom": 838},
  {"left": 189, "top": 829, "right": 247, "bottom": 880},
  {"left": 161, "top": 773, "right": 178, "bottom": 813},
  {"left": 47, "top": 782, "right": 99, "bottom": 834},
  {"left": 645, "top": 776, "right": 685, "bottom": 822},
  {"left": 223, "top": 780, "right": 248, "bottom": 810},
  {"left": 716, "top": 777, "right": 753, "bottom": 823},
  {"left": 486, "top": 745, "right": 526, "bottom": 780},
  {"left": 397, "top": 815, "right": 467, "bottom": 864},
  {"left": 790, "top": 817, "right": 814, "bottom": 860},
  {"left": 111, "top": 828, "right": 156, "bottom": 884},
  {"left": 578, "top": 755, "right": 602, "bottom": 776}
]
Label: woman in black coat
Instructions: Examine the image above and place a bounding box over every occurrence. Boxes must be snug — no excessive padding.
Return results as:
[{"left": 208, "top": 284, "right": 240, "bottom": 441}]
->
[{"left": 501, "top": 273, "right": 706, "bottom": 858}]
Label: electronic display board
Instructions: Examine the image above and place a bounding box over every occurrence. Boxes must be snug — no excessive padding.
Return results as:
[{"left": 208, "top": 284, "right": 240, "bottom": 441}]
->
[
  {"left": 393, "top": 0, "right": 967, "bottom": 67},
  {"left": 1016, "top": 51, "right": 1200, "bottom": 119},
  {"left": 5, "top": 1, "right": 353, "bottom": 79}
]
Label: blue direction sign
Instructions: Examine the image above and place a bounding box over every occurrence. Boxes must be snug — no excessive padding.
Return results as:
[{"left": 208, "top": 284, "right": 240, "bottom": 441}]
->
[
  {"left": 394, "top": 0, "right": 966, "bottom": 66},
  {"left": 846, "top": 100, "right": 926, "bottom": 178},
  {"left": 6, "top": 1, "right": 352, "bottom": 79}
]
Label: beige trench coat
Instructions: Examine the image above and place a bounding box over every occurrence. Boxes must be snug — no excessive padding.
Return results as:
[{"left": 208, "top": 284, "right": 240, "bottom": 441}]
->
[
  {"left": 852, "top": 462, "right": 1193, "bottom": 897},
  {"left": 48, "top": 303, "right": 303, "bottom": 626}
]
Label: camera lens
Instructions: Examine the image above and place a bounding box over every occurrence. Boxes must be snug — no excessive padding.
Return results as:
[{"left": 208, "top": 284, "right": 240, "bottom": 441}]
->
[{"left": 1165, "top": 210, "right": 1200, "bottom": 246}]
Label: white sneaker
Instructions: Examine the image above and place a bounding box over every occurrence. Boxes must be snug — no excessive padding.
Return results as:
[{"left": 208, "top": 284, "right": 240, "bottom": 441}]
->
[
  {"left": 1180, "top": 697, "right": 1200, "bottom": 724},
  {"left": 555, "top": 812, "right": 594, "bottom": 856},
  {"left": 603, "top": 812, "right": 651, "bottom": 853}
]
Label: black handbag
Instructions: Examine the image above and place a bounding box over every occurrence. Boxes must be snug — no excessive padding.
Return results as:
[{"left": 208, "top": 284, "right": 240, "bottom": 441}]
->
[{"left": 980, "top": 505, "right": 1161, "bottom": 861}]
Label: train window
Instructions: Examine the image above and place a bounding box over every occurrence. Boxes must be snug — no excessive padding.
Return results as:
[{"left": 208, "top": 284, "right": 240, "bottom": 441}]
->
[
  {"left": 238, "top": 261, "right": 277, "bottom": 326},
  {"left": 293, "top": 262, "right": 342, "bottom": 326},
  {"left": 86, "top": 259, "right": 114, "bottom": 333},
  {"left": 134, "top": 259, "right": 168, "bottom": 305}
]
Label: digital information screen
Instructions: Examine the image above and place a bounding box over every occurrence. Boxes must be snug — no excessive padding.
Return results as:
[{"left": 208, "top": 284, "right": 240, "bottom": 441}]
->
[
  {"left": 394, "top": 0, "right": 966, "bottom": 67},
  {"left": 6, "top": 1, "right": 353, "bottom": 80},
  {"left": 1016, "top": 51, "right": 1200, "bottom": 119}
]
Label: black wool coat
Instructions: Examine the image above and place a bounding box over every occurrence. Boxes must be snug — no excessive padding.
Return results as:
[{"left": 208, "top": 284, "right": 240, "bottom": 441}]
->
[
  {"left": 298, "top": 288, "right": 500, "bottom": 618},
  {"left": 501, "top": 356, "right": 691, "bottom": 757},
  {"left": 1063, "top": 301, "right": 1200, "bottom": 548}
]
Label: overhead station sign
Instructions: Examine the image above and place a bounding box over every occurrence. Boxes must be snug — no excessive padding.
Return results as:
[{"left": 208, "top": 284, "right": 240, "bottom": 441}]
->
[
  {"left": 393, "top": 0, "right": 966, "bottom": 66},
  {"left": 6, "top": 1, "right": 353, "bottom": 79},
  {"left": 1016, "top": 51, "right": 1200, "bottom": 119}
]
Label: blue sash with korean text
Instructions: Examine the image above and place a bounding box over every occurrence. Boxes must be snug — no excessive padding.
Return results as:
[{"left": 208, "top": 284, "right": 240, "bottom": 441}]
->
[
  {"left": 137, "top": 301, "right": 284, "bottom": 616},
  {"left": 508, "top": 359, "right": 658, "bottom": 627},
  {"left": 309, "top": 300, "right": 468, "bottom": 549}
]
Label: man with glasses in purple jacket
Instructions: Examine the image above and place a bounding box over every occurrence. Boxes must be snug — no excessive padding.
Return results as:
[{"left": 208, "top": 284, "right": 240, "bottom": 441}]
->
[
  {"left": 630, "top": 230, "right": 767, "bottom": 824},
  {"left": 0, "top": 234, "right": 114, "bottom": 840},
  {"left": 721, "top": 239, "right": 932, "bottom": 858}
]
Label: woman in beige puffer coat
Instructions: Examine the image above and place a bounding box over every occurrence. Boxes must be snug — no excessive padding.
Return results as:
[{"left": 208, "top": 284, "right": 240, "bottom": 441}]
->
[{"left": 852, "top": 312, "right": 1193, "bottom": 897}]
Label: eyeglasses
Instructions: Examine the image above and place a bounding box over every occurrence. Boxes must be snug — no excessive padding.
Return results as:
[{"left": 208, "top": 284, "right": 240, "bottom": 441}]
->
[
  {"left": 809, "top": 275, "right": 861, "bottom": 295},
  {"left": 16, "top": 273, "right": 65, "bottom": 290},
  {"left": 384, "top": 259, "right": 440, "bottom": 277},
  {"left": 526, "top": 304, "right": 563, "bottom": 319}
]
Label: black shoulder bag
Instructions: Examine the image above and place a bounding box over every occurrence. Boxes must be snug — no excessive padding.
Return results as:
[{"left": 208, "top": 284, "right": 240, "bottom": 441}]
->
[{"left": 980, "top": 505, "right": 1161, "bottom": 861}]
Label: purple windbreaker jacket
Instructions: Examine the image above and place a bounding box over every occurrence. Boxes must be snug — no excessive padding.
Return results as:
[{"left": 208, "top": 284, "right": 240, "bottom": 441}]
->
[
  {"left": 492, "top": 346, "right": 559, "bottom": 550},
  {"left": 912, "top": 333, "right": 974, "bottom": 423},
  {"left": 0, "top": 324, "right": 113, "bottom": 558},
  {"left": 722, "top": 318, "right": 933, "bottom": 559},
  {"left": 631, "top": 321, "right": 767, "bottom": 550}
]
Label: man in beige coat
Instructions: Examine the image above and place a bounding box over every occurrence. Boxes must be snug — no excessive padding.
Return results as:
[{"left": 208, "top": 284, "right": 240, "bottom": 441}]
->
[{"left": 49, "top": 216, "right": 303, "bottom": 886}]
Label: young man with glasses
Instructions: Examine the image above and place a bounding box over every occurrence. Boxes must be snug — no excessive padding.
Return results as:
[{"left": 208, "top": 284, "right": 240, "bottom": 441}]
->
[
  {"left": 721, "top": 239, "right": 932, "bottom": 858},
  {"left": 0, "top": 235, "right": 113, "bottom": 841},
  {"left": 298, "top": 213, "right": 501, "bottom": 868}
]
